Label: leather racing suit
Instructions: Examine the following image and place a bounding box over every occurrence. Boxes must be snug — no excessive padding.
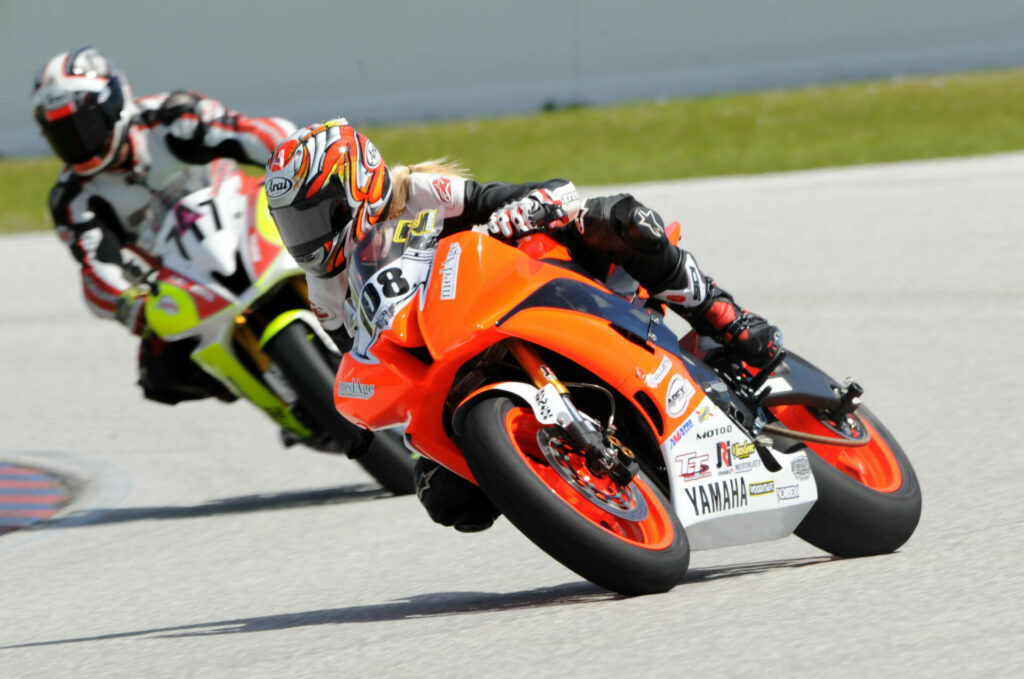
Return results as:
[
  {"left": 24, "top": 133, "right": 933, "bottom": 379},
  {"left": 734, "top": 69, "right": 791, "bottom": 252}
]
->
[{"left": 48, "top": 90, "right": 296, "bottom": 403}]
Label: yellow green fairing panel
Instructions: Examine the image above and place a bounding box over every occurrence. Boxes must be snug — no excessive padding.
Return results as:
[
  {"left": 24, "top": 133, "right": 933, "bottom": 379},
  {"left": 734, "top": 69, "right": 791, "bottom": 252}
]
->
[
  {"left": 145, "top": 282, "right": 200, "bottom": 337},
  {"left": 258, "top": 310, "right": 309, "bottom": 349},
  {"left": 254, "top": 188, "right": 283, "bottom": 246},
  {"left": 191, "top": 343, "right": 312, "bottom": 436}
]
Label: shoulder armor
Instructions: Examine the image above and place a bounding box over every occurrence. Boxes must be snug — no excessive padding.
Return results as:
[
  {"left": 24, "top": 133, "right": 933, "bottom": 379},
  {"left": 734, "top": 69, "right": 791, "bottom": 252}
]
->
[{"left": 158, "top": 90, "right": 201, "bottom": 125}]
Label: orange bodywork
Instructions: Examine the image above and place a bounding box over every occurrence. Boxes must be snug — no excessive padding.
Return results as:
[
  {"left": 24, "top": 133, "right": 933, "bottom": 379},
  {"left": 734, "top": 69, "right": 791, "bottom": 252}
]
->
[{"left": 335, "top": 227, "right": 698, "bottom": 483}]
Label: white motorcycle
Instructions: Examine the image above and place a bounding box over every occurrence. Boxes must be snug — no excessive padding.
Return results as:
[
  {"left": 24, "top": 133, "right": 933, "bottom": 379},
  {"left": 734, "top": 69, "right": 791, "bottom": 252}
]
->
[{"left": 134, "top": 165, "right": 416, "bottom": 494}]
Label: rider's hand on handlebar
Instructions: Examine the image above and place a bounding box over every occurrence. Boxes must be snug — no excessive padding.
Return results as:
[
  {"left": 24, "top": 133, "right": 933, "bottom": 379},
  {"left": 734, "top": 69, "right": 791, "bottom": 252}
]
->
[
  {"left": 486, "top": 184, "right": 582, "bottom": 240},
  {"left": 115, "top": 285, "right": 150, "bottom": 336}
]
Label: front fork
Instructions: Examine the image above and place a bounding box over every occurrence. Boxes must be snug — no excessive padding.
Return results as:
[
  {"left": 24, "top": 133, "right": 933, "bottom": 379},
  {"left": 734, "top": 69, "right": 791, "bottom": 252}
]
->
[{"left": 505, "top": 339, "right": 639, "bottom": 485}]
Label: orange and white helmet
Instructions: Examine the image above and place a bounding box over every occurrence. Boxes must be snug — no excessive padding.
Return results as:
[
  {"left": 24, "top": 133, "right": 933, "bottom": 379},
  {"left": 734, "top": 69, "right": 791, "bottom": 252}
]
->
[
  {"left": 265, "top": 119, "right": 392, "bottom": 278},
  {"left": 30, "top": 47, "right": 136, "bottom": 176}
]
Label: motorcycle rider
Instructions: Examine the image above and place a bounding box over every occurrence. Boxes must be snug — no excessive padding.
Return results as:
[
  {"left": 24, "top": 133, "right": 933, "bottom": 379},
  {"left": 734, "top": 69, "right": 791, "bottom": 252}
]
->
[
  {"left": 31, "top": 47, "right": 296, "bottom": 404},
  {"left": 265, "top": 119, "right": 783, "bottom": 532}
]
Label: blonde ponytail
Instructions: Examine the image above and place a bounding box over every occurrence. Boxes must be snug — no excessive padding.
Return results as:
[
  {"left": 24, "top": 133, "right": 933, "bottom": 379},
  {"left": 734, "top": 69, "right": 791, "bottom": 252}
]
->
[{"left": 388, "top": 157, "right": 470, "bottom": 217}]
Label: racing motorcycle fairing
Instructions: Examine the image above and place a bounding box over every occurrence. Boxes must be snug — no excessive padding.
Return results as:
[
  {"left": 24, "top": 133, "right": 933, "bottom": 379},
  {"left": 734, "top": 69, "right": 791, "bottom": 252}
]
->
[
  {"left": 335, "top": 212, "right": 819, "bottom": 548},
  {"left": 141, "top": 171, "right": 322, "bottom": 432}
]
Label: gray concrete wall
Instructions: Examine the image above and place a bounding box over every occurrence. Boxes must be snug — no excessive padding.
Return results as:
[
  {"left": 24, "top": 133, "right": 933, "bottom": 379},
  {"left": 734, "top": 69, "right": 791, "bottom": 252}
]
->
[{"left": 3, "top": 0, "right": 1024, "bottom": 156}]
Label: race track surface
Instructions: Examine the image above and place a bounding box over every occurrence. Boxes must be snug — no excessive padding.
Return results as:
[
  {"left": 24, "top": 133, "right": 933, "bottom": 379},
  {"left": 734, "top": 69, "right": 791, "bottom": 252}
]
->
[{"left": 2, "top": 153, "right": 1022, "bottom": 677}]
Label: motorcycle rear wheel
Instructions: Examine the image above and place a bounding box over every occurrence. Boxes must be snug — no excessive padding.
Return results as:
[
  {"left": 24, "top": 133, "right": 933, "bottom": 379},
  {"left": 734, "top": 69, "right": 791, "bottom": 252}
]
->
[
  {"left": 461, "top": 396, "right": 689, "bottom": 596},
  {"left": 263, "top": 321, "right": 417, "bottom": 495},
  {"left": 770, "top": 403, "right": 921, "bottom": 557}
]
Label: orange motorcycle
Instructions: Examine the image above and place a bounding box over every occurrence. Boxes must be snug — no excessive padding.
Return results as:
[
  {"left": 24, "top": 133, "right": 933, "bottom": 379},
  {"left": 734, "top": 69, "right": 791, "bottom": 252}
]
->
[{"left": 333, "top": 208, "right": 921, "bottom": 596}]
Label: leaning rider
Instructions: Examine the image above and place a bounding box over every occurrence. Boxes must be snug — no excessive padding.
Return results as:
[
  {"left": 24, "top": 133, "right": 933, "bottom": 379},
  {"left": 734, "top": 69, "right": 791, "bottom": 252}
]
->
[
  {"left": 31, "top": 47, "right": 296, "bottom": 404},
  {"left": 264, "top": 118, "right": 783, "bottom": 532}
]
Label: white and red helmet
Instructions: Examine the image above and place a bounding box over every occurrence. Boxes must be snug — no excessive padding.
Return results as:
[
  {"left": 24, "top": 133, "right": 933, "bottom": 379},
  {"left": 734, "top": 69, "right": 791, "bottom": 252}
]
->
[
  {"left": 31, "top": 47, "right": 137, "bottom": 176},
  {"left": 265, "top": 119, "right": 392, "bottom": 278}
]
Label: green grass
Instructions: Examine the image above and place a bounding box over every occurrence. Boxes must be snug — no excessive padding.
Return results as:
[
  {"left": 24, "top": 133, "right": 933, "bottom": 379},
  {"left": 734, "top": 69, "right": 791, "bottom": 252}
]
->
[{"left": 4, "top": 67, "right": 1024, "bottom": 234}]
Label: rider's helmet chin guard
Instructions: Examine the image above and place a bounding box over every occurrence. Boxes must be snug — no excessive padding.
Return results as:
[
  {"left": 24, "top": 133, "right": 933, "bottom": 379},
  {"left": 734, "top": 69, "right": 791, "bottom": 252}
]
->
[
  {"left": 30, "top": 46, "right": 137, "bottom": 177},
  {"left": 265, "top": 119, "right": 392, "bottom": 279}
]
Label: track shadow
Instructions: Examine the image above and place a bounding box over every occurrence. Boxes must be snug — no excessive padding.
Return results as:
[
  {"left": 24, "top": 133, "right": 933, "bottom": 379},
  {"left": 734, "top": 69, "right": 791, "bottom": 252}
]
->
[
  {"left": 684, "top": 555, "right": 838, "bottom": 583},
  {"left": 31, "top": 484, "right": 392, "bottom": 530},
  {"left": 1, "top": 582, "right": 614, "bottom": 648},
  {"left": 1, "top": 555, "right": 839, "bottom": 649}
]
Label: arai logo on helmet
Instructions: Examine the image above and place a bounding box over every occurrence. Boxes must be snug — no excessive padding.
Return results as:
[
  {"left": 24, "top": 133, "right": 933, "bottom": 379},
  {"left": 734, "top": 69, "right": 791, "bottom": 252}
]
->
[
  {"left": 364, "top": 140, "right": 381, "bottom": 168},
  {"left": 666, "top": 374, "right": 695, "bottom": 417},
  {"left": 266, "top": 176, "right": 293, "bottom": 198}
]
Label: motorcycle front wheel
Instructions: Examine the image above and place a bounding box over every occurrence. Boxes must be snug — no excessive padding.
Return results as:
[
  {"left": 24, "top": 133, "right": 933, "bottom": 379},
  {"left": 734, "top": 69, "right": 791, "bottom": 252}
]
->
[
  {"left": 770, "top": 403, "right": 921, "bottom": 557},
  {"left": 461, "top": 396, "right": 689, "bottom": 596}
]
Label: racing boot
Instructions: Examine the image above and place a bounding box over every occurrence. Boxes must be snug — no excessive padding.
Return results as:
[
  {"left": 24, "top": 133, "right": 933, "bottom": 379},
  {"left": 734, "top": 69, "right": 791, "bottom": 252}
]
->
[
  {"left": 652, "top": 249, "right": 783, "bottom": 368},
  {"left": 414, "top": 458, "right": 500, "bottom": 533}
]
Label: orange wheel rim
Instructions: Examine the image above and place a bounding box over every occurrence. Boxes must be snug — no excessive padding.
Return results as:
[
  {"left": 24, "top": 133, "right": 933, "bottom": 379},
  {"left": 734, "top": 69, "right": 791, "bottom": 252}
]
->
[
  {"left": 770, "top": 405, "right": 902, "bottom": 493},
  {"left": 504, "top": 407, "right": 676, "bottom": 550}
]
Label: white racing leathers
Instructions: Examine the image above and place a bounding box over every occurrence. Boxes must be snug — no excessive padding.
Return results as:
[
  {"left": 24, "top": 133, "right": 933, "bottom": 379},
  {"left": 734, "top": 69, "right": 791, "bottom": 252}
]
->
[{"left": 48, "top": 90, "right": 295, "bottom": 317}]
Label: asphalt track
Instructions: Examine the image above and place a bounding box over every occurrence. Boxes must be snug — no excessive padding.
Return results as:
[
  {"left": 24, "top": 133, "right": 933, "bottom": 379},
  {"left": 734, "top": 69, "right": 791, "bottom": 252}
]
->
[{"left": 2, "top": 153, "right": 1023, "bottom": 678}]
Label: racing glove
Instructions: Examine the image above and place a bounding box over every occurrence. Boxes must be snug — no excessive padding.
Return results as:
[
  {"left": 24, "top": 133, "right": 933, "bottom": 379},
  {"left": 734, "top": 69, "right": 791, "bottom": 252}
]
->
[
  {"left": 486, "top": 182, "right": 583, "bottom": 240},
  {"left": 115, "top": 285, "right": 150, "bottom": 336}
]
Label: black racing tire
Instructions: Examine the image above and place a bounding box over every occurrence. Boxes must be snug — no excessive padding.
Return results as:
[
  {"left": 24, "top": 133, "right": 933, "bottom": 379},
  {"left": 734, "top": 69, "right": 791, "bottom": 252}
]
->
[
  {"left": 263, "top": 321, "right": 416, "bottom": 495},
  {"left": 779, "top": 405, "right": 921, "bottom": 557},
  {"left": 353, "top": 428, "right": 417, "bottom": 496},
  {"left": 461, "top": 396, "right": 689, "bottom": 596}
]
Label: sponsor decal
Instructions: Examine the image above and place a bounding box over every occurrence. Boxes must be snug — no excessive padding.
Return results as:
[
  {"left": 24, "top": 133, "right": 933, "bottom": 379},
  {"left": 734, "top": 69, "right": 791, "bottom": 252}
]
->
[
  {"left": 269, "top": 149, "right": 287, "bottom": 173},
  {"left": 791, "top": 455, "right": 811, "bottom": 480},
  {"left": 156, "top": 296, "right": 179, "bottom": 315},
  {"left": 310, "top": 302, "right": 329, "bottom": 321},
  {"left": 249, "top": 231, "right": 262, "bottom": 263},
  {"left": 668, "top": 419, "right": 694, "bottom": 447},
  {"left": 731, "top": 441, "right": 756, "bottom": 459},
  {"left": 666, "top": 375, "right": 694, "bottom": 417},
  {"left": 675, "top": 452, "right": 711, "bottom": 482},
  {"left": 173, "top": 204, "right": 202, "bottom": 240},
  {"left": 534, "top": 388, "right": 555, "bottom": 421},
  {"left": 393, "top": 209, "right": 437, "bottom": 243},
  {"left": 697, "top": 405, "right": 713, "bottom": 422},
  {"left": 684, "top": 478, "right": 748, "bottom": 515},
  {"left": 716, "top": 441, "right": 732, "bottom": 471},
  {"left": 337, "top": 378, "right": 375, "bottom": 400},
  {"left": 266, "top": 176, "right": 293, "bottom": 198},
  {"left": 696, "top": 425, "right": 733, "bottom": 440},
  {"left": 439, "top": 242, "right": 461, "bottom": 300},
  {"left": 734, "top": 458, "right": 761, "bottom": 473},
  {"left": 189, "top": 284, "right": 217, "bottom": 303},
  {"left": 776, "top": 484, "right": 800, "bottom": 501},
  {"left": 645, "top": 357, "right": 671, "bottom": 388},
  {"left": 688, "top": 263, "right": 706, "bottom": 303},
  {"left": 749, "top": 480, "right": 775, "bottom": 496},
  {"left": 269, "top": 139, "right": 300, "bottom": 173},
  {"left": 632, "top": 208, "right": 664, "bottom": 239},
  {"left": 376, "top": 302, "right": 397, "bottom": 328},
  {"left": 431, "top": 176, "right": 453, "bottom": 203}
]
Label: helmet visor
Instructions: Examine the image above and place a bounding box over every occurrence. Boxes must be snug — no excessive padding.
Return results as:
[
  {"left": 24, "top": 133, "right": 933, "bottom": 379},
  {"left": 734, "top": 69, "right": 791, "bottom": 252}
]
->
[
  {"left": 36, "top": 80, "right": 125, "bottom": 165},
  {"left": 271, "top": 191, "right": 353, "bottom": 277}
]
